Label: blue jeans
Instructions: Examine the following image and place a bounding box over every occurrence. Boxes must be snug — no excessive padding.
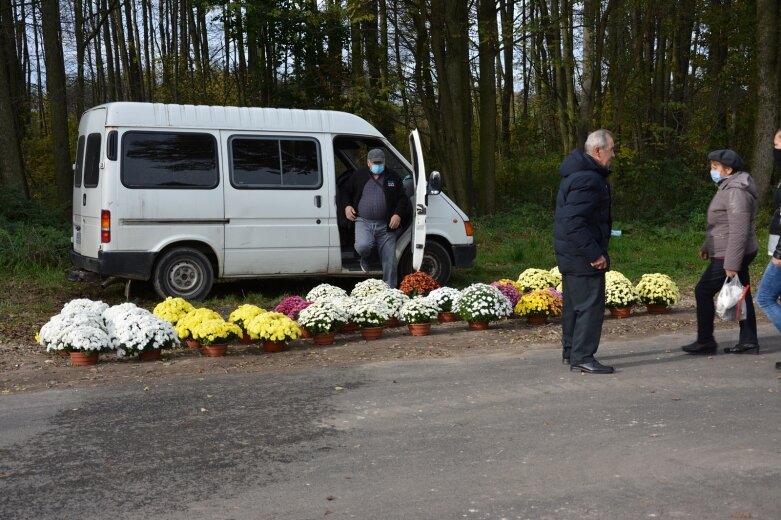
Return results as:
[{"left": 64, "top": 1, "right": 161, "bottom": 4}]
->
[
  {"left": 354, "top": 217, "right": 398, "bottom": 288},
  {"left": 756, "top": 259, "right": 781, "bottom": 332}
]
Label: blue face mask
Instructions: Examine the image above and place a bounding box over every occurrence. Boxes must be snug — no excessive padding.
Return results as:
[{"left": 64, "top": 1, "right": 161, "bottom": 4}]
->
[
  {"left": 370, "top": 164, "right": 385, "bottom": 175},
  {"left": 710, "top": 169, "right": 722, "bottom": 184}
]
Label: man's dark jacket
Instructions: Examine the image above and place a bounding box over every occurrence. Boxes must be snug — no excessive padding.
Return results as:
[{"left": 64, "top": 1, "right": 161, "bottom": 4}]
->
[
  {"left": 338, "top": 167, "right": 410, "bottom": 230},
  {"left": 553, "top": 149, "right": 612, "bottom": 275}
]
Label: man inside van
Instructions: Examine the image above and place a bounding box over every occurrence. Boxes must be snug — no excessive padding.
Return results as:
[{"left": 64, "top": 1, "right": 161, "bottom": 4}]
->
[{"left": 340, "top": 148, "right": 409, "bottom": 288}]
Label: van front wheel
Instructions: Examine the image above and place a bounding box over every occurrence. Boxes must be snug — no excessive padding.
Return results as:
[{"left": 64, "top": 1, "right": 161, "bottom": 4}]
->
[
  {"left": 400, "top": 240, "right": 452, "bottom": 287},
  {"left": 153, "top": 248, "right": 213, "bottom": 300}
]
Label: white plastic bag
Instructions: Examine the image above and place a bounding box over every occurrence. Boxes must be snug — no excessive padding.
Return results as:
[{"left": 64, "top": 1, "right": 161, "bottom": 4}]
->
[{"left": 716, "top": 276, "right": 749, "bottom": 321}]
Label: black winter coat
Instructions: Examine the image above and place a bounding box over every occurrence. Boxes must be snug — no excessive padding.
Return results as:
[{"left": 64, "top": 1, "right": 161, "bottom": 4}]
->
[
  {"left": 337, "top": 167, "right": 410, "bottom": 230},
  {"left": 553, "top": 149, "right": 612, "bottom": 275}
]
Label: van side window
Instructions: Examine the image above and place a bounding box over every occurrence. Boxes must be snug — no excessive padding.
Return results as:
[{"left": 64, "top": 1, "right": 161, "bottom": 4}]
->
[
  {"left": 74, "top": 136, "right": 85, "bottom": 188},
  {"left": 121, "top": 132, "right": 219, "bottom": 189},
  {"left": 230, "top": 137, "right": 321, "bottom": 189},
  {"left": 83, "top": 133, "right": 102, "bottom": 188}
]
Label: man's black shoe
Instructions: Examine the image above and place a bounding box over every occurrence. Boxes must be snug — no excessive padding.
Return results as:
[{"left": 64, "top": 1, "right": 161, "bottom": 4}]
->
[
  {"left": 775, "top": 361, "right": 781, "bottom": 370},
  {"left": 681, "top": 340, "right": 717, "bottom": 355},
  {"left": 723, "top": 343, "right": 760, "bottom": 354},
  {"left": 570, "top": 360, "right": 614, "bottom": 374},
  {"left": 562, "top": 349, "right": 571, "bottom": 365}
]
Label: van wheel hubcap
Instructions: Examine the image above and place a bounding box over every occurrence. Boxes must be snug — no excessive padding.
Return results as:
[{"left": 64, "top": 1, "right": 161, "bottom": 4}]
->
[{"left": 169, "top": 261, "right": 200, "bottom": 292}]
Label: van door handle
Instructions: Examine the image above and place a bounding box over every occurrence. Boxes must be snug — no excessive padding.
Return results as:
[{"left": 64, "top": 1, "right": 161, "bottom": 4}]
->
[
  {"left": 83, "top": 194, "right": 86, "bottom": 206},
  {"left": 314, "top": 195, "right": 321, "bottom": 208}
]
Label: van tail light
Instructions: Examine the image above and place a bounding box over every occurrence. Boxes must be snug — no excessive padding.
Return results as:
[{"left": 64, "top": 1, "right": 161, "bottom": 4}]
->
[
  {"left": 101, "top": 210, "right": 111, "bottom": 243},
  {"left": 463, "top": 221, "right": 473, "bottom": 237}
]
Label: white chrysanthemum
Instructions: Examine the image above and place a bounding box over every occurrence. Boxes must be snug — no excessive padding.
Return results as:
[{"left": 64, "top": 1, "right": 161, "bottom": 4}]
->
[
  {"left": 351, "top": 278, "right": 390, "bottom": 298},
  {"left": 306, "top": 283, "right": 348, "bottom": 302},
  {"left": 400, "top": 297, "right": 439, "bottom": 324},
  {"left": 427, "top": 287, "right": 461, "bottom": 312},
  {"left": 454, "top": 283, "right": 512, "bottom": 322},
  {"left": 61, "top": 298, "right": 109, "bottom": 317}
]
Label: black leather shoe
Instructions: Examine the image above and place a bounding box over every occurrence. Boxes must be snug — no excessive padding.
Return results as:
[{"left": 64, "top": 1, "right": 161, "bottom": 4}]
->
[
  {"left": 562, "top": 350, "right": 571, "bottom": 364},
  {"left": 723, "top": 343, "right": 760, "bottom": 354},
  {"left": 681, "top": 340, "right": 717, "bottom": 355},
  {"left": 570, "top": 360, "right": 614, "bottom": 374},
  {"left": 775, "top": 361, "right": 781, "bottom": 370}
]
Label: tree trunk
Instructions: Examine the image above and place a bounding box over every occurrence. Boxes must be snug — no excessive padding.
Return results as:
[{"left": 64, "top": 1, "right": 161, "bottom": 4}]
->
[
  {"left": 751, "top": 0, "right": 779, "bottom": 199},
  {"left": 41, "top": 0, "right": 71, "bottom": 212},
  {"left": 0, "top": 0, "right": 27, "bottom": 196},
  {"left": 499, "top": 0, "right": 514, "bottom": 151},
  {"left": 478, "top": 0, "right": 498, "bottom": 214}
]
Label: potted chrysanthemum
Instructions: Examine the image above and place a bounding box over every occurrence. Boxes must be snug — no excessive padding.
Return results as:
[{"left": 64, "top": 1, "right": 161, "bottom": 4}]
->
[
  {"left": 174, "top": 308, "right": 223, "bottom": 348},
  {"left": 490, "top": 279, "right": 523, "bottom": 312},
  {"left": 296, "top": 300, "right": 349, "bottom": 345},
  {"left": 190, "top": 318, "right": 243, "bottom": 356},
  {"left": 605, "top": 271, "right": 639, "bottom": 318},
  {"left": 399, "top": 271, "right": 440, "bottom": 297},
  {"left": 377, "top": 289, "right": 410, "bottom": 327},
  {"left": 153, "top": 297, "right": 195, "bottom": 326},
  {"left": 351, "top": 298, "right": 391, "bottom": 340},
  {"left": 454, "top": 283, "right": 513, "bottom": 329},
  {"left": 37, "top": 311, "right": 112, "bottom": 366},
  {"left": 306, "top": 283, "right": 348, "bottom": 302},
  {"left": 245, "top": 311, "right": 301, "bottom": 352},
  {"left": 400, "top": 297, "right": 439, "bottom": 336},
  {"left": 516, "top": 268, "right": 559, "bottom": 293},
  {"left": 514, "top": 288, "right": 563, "bottom": 325},
  {"left": 635, "top": 273, "right": 680, "bottom": 314},
  {"left": 428, "top": 287, "right": 462, "bottom": 322},
  {"left": 103, "top": 303, "right": 177, "bottom": 361},
  {"left": 228, "top": 304, "right": 266, "bottom": 343},
  {"left": 351, "top": 278, "right": 391, "bottom": 298}
]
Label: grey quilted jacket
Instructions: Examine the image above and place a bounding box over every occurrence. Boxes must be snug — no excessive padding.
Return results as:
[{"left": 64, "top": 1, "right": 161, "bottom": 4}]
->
[{"left": 701, "top": 171, "right": 758, "bottom": 271}]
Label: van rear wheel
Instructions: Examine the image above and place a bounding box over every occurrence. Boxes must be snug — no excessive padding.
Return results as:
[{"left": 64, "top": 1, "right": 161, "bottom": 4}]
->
[{"left": 153, "top": 248, "right": 213, "bottom": 300}]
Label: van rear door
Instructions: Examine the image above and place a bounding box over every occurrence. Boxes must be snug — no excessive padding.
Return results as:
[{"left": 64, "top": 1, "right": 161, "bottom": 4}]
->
[
  {"left": 72, "top": 108, "right": 106, "bottom": 260},
  {"left": 221, "top": 133, "right": 331, "bottom": 275}
]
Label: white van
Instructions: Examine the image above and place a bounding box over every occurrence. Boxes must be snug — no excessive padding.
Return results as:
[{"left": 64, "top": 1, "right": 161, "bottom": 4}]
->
[{"left": 69, "top": 102, "right": 476, "bottom": 299}]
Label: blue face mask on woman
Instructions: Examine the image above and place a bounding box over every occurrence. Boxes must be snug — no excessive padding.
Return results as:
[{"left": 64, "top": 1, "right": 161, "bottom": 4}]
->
[
  {"left": 371, "top": 164, "right": 385, "bottom": 175},
  {"left": 710, "top": 169, "right": 722, "bottom": 184}
]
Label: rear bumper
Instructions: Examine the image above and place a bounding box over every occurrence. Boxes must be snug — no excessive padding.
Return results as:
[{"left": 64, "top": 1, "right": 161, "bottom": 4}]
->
[
  {"left": 70, "top": 248, "right": 155, "bottom": 280},
  {"left": 452, "top": 243, "right": 476, "bottom": 268}
]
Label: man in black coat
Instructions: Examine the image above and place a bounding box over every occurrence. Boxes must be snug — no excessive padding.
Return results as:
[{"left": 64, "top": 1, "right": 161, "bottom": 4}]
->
[
  {"left": 339, "top": 148, "right": 409, "bottom": 288},
  {"left": 554, "top": 129, "right": 615, "bottom": 374}
]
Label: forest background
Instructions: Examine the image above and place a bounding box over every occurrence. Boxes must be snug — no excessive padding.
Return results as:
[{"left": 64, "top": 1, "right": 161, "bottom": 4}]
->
[{"left": 0, "top": 0, "right": 780, "bottom": 278}]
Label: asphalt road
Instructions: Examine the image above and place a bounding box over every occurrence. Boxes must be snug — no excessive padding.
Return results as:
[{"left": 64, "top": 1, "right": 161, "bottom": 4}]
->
[{"left": 1, "top": 325, "right": 780, "bottom": 520}]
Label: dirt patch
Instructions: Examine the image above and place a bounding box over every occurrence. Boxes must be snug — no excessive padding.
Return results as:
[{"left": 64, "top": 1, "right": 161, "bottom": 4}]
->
[{"left": 3, "top": 294, "right": 752, "bottom": 395}]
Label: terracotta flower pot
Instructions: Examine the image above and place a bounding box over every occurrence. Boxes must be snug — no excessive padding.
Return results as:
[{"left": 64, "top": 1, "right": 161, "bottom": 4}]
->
[
  {"left": 646, "top": 304, "right": 669, "bottom": 315},
  {"left": 609, "top": 306, "right": 632, "bottom": 319},
  {"left": 201, "top": 343, "right": 228, "bottom": 357},
  {"left": 185, "top": 338, "right": 201, "bottom": 349},
  {"left": 360, "top": 326, "right": 384, "bottom": 340},
  {"left": 385, "top": 317, "right": 401, "bottom": 328},
  {"left": 300, "top": 328, "right": 312, "bottom": 339},
  {"left": 467, "top": 320, "right": 489, "bottom": 330},
  {"left": 239, "top": 331, "right": 253, "bottom": 344},
  {"left": 263, "top": 340, "right": 285, "bottom": 353},
  {"left": 407, "top": 323, "right": 432, "bottom": 336},
  {"left": 341, "top": 322, "right": 359, "bottom": 333},
  {"left": 438, "top": 311, "right": 458, "bottom": 323},
  {"left": 138, "top": 349, "right": 162, "bottom": 362},
  {"left": 526, "top": 315, "right": 547, "bottom": 325},
  {"left": 312, "top": 331, "right": 336, "bottom": 346},
  {"left": 70, "top": 351, "right": 99, "bottom": 366}
]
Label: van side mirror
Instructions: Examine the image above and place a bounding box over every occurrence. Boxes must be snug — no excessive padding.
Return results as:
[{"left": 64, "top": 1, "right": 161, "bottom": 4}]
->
[{"left": 428, "top": 171, "right": 442, "bottom": 195}]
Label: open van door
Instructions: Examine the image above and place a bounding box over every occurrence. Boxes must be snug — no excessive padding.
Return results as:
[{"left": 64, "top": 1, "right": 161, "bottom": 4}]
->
[{"left": 409, "top": 130, "right": 427, "bottom": 271}]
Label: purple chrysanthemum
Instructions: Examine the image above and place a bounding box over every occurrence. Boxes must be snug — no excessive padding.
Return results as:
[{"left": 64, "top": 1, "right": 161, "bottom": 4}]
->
[{"left": 274, "top": 296, "right": 313, "bottom": 320}]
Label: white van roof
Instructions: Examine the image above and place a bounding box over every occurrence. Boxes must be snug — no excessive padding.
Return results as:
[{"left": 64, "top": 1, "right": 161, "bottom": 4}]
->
[{"left": 87, "top": 102, "right": 384, "bottom": 136}]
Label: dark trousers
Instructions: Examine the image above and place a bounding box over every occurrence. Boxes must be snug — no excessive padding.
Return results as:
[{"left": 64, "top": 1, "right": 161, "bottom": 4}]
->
[
  {"left": 561, "top": 273, "right": 606, "bottom": 364},
  {"left": 695, "top": 252, "right": 758, "bottom": 345}
]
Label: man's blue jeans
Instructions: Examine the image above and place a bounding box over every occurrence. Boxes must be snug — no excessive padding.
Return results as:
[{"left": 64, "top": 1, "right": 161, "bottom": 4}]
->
[
  {"left": 756, "top": 259, "right": 781, "bottom": 332},
  {"left": 355, "top": 217, "right": 398, "bottom": 288}
]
